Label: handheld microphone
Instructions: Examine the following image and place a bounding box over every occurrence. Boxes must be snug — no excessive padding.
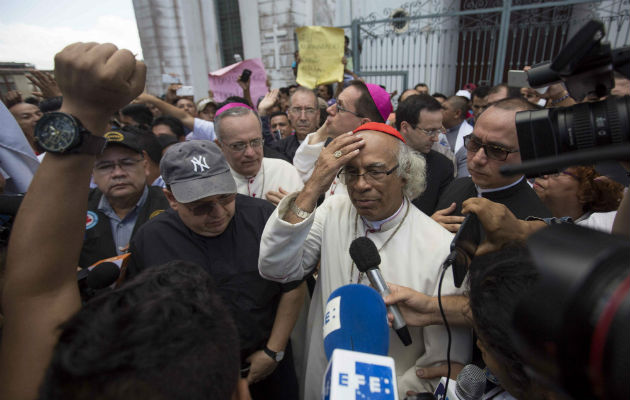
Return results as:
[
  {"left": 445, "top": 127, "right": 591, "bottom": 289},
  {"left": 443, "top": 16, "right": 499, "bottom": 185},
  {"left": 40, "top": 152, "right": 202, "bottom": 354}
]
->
[
  {"left": 433, "top": 364, "right": 486, "bottom": 400},
  {"left": 77, "top": 261, "right": 120, "bottom": 302},
  {"left": 323, "top": 284, "right": 389, "bottom": 360},
  {"left": 350, "top": 237, "right": 412, "bottom": 346}
]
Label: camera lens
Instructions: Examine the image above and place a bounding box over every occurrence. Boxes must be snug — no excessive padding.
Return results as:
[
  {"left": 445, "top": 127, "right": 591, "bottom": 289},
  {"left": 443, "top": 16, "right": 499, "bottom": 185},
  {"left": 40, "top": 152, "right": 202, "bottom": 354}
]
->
[{"left": 515, "top": 96, "right": 630, "bottom": 164}]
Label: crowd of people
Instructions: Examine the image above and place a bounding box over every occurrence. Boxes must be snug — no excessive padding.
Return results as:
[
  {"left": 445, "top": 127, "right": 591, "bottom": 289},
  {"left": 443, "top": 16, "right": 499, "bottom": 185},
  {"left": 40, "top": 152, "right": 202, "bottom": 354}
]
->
[{"left": 0, "top": 40, "right": 628, "bottom": 400}]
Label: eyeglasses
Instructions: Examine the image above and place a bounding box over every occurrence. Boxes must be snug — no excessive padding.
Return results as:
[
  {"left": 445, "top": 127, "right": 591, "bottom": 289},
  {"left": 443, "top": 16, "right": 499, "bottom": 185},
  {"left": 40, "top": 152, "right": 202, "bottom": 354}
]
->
[
  {"left": 223, "top": 138, "right": 264, "bottom": 152},
  {"left": 335, "top": 103, "right": 363, "bottom": 118},
  {"left": 463, "top": 135, "right": 519, "bottom": 161},
  {"left": 183, "top": 193, "right": 237, "bottom": 216},
  {"left": 338, "top": 164, "right": 399, "bottom": 184},
  {"left": 288, "top": 107, "right": 318, "bottom": 116},
  {"left": 414, "top": 126, "right": 446, "bottom": 138},
  {"left": 548, "top": 170, "right": 578, "bottom": 179},
  {"left": 94, "top": 157, "right": 143, "bottom": 174}
]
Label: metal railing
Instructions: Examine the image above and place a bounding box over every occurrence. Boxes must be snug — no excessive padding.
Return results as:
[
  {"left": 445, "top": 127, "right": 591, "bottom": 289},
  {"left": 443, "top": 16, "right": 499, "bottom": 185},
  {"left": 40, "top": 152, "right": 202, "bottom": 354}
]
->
[{"left": 341, "top": 0, "right": 629, "bottom": 95}]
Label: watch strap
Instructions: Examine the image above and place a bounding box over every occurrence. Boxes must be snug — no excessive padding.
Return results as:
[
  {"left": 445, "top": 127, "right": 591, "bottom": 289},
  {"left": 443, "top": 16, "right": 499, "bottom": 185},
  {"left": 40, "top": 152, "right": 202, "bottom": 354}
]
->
[{"left": 263, "top": 345, "right": 284, "bottom": 362}]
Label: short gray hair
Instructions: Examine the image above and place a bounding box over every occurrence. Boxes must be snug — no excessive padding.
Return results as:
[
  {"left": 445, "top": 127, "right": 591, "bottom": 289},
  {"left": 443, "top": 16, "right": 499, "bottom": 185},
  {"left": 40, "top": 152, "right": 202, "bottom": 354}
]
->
[
  {"left": 213, "top": 107, "right": 262, "bottom": 141},
  {"left": 396, "top": 141, "right": 426, "bottom": 200}
]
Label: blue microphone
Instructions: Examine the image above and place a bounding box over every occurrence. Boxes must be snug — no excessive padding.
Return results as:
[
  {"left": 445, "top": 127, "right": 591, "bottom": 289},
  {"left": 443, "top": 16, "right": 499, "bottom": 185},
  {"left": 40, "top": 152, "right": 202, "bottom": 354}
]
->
[{"left": 323, "top": 284, "right": 389, "bottom": 360}]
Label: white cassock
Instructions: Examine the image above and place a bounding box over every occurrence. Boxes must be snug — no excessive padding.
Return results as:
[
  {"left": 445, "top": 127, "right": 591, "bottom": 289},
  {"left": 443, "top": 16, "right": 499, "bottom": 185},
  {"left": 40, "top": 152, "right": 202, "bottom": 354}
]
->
[
  {"left": 259, "top": 193, "right": 472, "bottom": 400},
  {"left": 231, "top": 157, "right": 303, "bottom": 200}
]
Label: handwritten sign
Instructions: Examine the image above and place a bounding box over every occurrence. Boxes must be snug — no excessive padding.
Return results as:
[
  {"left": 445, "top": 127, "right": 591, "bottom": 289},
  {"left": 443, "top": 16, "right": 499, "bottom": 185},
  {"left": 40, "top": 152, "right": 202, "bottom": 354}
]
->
[
  {"left": 208, "top": 58, "right": 268, "bottom": 107},
  {"left": 296, "top": 26, "right": 344, "bottom": 89}
]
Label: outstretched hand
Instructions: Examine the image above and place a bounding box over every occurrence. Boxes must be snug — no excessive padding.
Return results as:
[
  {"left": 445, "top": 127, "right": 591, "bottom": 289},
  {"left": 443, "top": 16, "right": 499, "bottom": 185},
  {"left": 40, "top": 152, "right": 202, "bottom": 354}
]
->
[
  {"left": 462, "top": 197, "right": 544, "bottom": 255},
  {"left": 26, "top": 70, "right": 62, "bottom": 98},
  {"left": 383, "top": 283, "right": 438, "bottom": 327},
  {"left": 431, "top": 202, "right": 464, "bottom": 233}
]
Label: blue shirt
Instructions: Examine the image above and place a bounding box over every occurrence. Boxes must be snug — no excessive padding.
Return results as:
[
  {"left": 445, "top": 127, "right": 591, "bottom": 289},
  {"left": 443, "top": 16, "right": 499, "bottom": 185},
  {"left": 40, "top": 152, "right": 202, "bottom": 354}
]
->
[{"left": 97, "top": 186, "right": 149, "bottom": 254}]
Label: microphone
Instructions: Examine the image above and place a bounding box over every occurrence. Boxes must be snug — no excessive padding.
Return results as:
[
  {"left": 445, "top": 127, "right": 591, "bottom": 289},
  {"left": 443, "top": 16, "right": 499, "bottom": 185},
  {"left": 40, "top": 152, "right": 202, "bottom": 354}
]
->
[
  {"left": 350, "top": 237, "right": 412, "bottom": 346},
  {"left": 323, "top": 284, "right": 389, "bottom": 360},
  {"left": 323, "top": 285, "right": 398, "bottom": 399},
  {"left": 77, "top": 261, "right": 120, "bottom": 302},
  {"left": 433, "top": 364, "right": 486, "bottom": 400}
]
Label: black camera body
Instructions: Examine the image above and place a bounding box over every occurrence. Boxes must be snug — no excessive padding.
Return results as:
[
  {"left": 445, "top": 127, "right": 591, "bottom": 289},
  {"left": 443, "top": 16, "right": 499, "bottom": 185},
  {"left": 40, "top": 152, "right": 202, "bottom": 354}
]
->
[{"left": 501, "top": 20, "right": 630, "bottom": 178}]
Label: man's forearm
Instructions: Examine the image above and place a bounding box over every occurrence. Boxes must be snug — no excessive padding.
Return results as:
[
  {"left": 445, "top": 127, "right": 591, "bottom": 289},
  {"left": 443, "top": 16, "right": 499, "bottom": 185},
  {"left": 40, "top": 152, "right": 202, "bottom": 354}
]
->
[
  {"left": 428, "top": 295, "right": 471, "bottom": 327},
  {"left": 266, "top": 282, "right": 307, "bottom": 353},
  {"left": 139, "top": 94, "right": 194, "bottom": 129}
]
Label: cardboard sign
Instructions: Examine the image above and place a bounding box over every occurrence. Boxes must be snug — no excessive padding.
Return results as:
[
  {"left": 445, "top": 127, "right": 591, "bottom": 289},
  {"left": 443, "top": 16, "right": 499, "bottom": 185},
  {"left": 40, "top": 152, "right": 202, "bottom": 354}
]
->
[
  {"left": 208, "top": 59, "right": 268, "bottom": 107},
  {"left": 296, "top": 26, "right": 345, "bottom": 88}
]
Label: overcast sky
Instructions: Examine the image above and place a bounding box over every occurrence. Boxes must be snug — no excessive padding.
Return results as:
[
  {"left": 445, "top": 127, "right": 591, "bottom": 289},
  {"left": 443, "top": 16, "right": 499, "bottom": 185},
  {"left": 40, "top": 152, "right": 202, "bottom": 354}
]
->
[{"left": 0, "top": 0, "right": 143, "bottom": 70}]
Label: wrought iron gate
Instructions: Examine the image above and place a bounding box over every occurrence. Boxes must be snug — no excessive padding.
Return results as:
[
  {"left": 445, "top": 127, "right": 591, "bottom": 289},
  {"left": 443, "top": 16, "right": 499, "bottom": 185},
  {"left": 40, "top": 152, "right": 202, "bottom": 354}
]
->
[{"left": 341, "top": 0, "right": 629, "bottom": 101}]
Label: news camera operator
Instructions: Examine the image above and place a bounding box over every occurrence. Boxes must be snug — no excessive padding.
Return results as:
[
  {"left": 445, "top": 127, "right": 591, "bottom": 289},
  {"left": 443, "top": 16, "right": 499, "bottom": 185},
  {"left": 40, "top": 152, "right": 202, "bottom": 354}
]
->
[{"left": 0, "top": 43, "right": 247, "bottom": 400}]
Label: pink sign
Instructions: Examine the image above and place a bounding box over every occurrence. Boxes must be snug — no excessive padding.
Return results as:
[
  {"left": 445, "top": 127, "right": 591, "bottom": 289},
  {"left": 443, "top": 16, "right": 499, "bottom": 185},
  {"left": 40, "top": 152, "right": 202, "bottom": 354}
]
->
[{"left": 208, "top": 58, "right": 268, "bottom": 109}]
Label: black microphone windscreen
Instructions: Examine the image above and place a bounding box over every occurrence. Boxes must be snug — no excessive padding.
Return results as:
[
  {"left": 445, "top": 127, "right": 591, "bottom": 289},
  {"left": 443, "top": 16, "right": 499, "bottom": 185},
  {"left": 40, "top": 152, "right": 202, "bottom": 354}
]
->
[
  {"left": 86, "top": 262, "right": 120, "bottom": 290},
  {"left": 455, "top": 364, "right": 486, "bottom": 400},
  {"left": 349, "top": 237, "right": 381, "bottom": 272}
]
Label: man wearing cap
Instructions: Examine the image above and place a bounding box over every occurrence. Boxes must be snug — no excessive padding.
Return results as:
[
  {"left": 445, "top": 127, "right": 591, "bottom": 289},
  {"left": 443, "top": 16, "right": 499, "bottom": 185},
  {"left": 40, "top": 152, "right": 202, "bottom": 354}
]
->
[
  {"left": 292, "top": 81, "right": 393, "bottom": 197},
  {"left": 127, "top": 141, "right": 305, "bottom": 399},
  {"left": 441, "top": 95, "right": 473, "bottom": 178},
  {"left": 79, "top": 128, "right": 169, "bottom": 268},
  {"left": 259, "top": 122, "right": 471, "bottom": 399},
  {"left": 214, "top": 103, "right": 303, "bottom": 206}
]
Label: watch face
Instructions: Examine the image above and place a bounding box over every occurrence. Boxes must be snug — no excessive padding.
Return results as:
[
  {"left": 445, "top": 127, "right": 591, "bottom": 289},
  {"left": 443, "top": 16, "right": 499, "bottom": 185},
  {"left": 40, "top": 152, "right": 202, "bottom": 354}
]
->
[{"left": 35, "top": 112, "right": 80, "bottom": 152}]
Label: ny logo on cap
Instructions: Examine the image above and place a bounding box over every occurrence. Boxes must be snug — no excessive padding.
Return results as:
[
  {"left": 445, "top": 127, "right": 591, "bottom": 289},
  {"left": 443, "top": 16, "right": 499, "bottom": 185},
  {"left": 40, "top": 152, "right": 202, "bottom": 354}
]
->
[{"left": 191, "top": 155, "right": 209, "bottom": 172}]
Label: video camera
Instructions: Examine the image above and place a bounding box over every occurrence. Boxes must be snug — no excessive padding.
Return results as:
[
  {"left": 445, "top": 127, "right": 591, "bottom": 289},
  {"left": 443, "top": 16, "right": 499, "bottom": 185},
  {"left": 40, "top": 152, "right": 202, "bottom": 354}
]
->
[
  {"left": 514, "top": 224, "right": 629, "bottom": 400},
  {"left": 502, "top": 19, "right": 630, "bottom": 178}
]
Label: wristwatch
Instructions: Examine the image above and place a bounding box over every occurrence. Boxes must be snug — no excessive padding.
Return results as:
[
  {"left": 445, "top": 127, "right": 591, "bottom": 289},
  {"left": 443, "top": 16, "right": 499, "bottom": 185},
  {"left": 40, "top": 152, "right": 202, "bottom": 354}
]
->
[
  {"left": 263, "top": 345, "right": 285, "bottom": 362},
  {"left": 34, "top": 112, "right": 106, "bottom": 155},
  {"left": 290, "top": 197, "right": 312, "bottom": 219}
]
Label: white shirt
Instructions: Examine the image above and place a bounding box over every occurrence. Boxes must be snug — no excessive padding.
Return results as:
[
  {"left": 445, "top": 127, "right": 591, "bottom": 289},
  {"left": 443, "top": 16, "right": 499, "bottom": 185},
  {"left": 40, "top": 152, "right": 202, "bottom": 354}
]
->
[
  {"left": 187, "top": 118, "right": 217, "bottom": 141},
  {"left": 259, "top": 193, "right": 472, "bottom": 399},
  {"left": 231, "top": 157, "right": 303, "bottom": 200},
  {"left": 0, "top": 102, "right": 40, "bottom": 194},
  {"left": 575, "top": 211, "right": 617, "bottom": 233}
]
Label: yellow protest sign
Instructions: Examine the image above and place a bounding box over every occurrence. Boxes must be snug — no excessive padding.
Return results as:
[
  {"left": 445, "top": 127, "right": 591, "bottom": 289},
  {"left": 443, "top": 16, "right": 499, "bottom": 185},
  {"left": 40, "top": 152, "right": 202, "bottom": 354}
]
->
[{"left": 296, "top": 26, "right": 344, "bottom": 89}]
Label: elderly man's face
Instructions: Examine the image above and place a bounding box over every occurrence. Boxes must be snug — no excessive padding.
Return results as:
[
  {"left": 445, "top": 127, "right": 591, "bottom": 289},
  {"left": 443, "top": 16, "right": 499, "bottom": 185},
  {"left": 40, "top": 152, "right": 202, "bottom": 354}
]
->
[
  {"left": 466, "top": 106, "right": 522, "bottom": 189},
  {"left": 217, "top": 112, "right": 263, "bottom": 177},
  {"left": 345, "top": 131, "right": 405, "bottom": 221},
  {"left": 10, "top": 102, "right": 42, "bottom": 144},
  {"left": 93, "top": 146, "right": 147, "bottom": 202},
  {"left": 166, "top": 191, "right": 236, "bottom": 237},
  {"left": 288, "top": 91, "right": 319, "bottom": 140}
]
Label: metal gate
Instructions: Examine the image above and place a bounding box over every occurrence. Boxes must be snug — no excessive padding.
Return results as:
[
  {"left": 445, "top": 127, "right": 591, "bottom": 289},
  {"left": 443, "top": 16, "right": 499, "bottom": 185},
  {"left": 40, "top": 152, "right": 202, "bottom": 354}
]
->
[{"left": 341, "top": 0, "right": 629, "bottom": 101}]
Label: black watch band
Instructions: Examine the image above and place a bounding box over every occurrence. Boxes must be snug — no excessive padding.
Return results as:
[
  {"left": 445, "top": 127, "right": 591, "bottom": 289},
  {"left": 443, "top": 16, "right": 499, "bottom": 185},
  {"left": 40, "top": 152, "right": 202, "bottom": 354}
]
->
[{"left": 263, "top": 345, "right": 284, "bottom": 362}]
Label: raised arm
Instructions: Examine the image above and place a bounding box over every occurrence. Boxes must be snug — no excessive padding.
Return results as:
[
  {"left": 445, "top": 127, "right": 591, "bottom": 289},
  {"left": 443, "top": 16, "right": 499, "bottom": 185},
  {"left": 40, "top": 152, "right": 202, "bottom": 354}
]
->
[
  {"left": 136, "top": 92, "right": 195, "bottom": 130},
  {"left": 0, "top": 42, "right": 145, "bottom": 400}
]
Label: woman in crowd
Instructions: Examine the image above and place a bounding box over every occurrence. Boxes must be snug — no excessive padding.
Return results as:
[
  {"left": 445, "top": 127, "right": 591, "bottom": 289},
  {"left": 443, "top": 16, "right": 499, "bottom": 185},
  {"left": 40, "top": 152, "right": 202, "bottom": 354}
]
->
[{"left": 533, "top": 166, "right": 625, "bottom": 232}]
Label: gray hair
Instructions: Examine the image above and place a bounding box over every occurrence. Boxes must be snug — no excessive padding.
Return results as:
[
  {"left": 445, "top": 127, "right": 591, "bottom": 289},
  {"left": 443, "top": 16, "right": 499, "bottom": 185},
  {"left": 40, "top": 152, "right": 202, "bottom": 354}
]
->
[
  {"left": 213, "top": 107, "right": 262, "bottom": 141},
  {"left": 396, "top": 141, "right": 426, "bottom": 200}
]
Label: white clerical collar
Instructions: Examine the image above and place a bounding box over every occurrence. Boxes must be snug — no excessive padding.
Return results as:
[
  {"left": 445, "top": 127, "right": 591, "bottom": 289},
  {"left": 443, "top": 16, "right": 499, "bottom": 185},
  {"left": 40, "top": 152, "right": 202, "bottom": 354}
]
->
[
  {"left": 475, "top": 176, "right": 524, "bottom": 196},
  {"left": 361, "top": 198, "right": 406, "bottom": 232}
]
